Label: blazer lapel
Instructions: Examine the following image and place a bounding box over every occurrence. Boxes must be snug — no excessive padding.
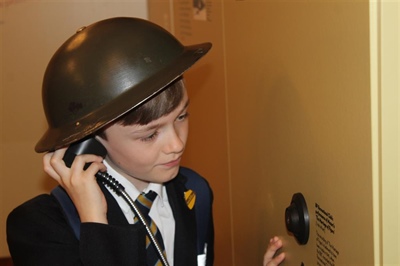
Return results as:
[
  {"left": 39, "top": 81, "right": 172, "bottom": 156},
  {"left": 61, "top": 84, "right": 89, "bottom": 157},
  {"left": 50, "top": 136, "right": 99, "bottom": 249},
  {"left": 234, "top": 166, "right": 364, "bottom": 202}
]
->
[
  {"left": 166, "top": 174, "right": 198, "bottom": 266},
  {"left": 99, "top": 175, "right": 198, "bottom": 265},
  {"left": 99, "top": 184, "right": 131, "bottom": 225}
]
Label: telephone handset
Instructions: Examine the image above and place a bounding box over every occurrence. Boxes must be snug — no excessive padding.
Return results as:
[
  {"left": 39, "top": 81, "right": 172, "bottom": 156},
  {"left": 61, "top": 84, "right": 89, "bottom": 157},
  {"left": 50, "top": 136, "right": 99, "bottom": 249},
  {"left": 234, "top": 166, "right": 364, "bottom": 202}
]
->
[
  {"left": 62, "top": 138, "right": 125, "bottom": 195},
  {"left": 62, "top": 137, "right": 107, "bottom": 169},
  {"left": 62, "top": 137, "right": 169, "bottom": 266}
]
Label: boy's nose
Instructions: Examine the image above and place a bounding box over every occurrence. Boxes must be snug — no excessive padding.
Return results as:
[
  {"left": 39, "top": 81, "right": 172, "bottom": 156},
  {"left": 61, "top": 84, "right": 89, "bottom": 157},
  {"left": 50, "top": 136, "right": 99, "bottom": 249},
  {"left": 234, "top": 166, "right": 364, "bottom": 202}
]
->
[{"left": 164, "top": 128, "right": 185, "bottom": 154}]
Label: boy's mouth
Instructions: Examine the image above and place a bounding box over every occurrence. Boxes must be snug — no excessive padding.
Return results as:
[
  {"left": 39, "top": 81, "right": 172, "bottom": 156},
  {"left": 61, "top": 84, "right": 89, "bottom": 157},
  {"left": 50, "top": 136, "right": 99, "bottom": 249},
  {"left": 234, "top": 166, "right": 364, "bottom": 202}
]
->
[{"left": 161, "top": 157, "right": 181, "bottom": 167}]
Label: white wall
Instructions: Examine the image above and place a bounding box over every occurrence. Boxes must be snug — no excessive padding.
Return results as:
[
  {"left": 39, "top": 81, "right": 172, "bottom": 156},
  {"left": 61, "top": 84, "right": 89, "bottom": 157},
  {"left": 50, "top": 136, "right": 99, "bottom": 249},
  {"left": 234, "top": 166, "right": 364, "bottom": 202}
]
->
[
  {"left": 371, "top": 1, "right": 400, "bottom": 264},
  {"left": 0, "top": 0, "right": 147, "bottom": 257}
]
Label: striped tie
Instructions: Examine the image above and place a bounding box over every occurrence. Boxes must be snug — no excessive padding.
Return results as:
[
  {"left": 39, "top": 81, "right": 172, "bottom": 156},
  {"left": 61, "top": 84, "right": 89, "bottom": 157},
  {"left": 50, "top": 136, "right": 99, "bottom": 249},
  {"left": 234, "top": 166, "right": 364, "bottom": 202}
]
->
[{"left": 134, "top": 191, "right": 167, "bottom": 266}]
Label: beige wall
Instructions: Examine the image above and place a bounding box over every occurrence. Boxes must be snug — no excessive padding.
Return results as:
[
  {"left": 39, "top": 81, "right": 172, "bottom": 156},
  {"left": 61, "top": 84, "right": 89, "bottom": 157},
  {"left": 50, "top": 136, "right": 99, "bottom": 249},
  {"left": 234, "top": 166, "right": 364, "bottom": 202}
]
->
[
  {"left": 150, "top": 0, "right": 399, "bottom": 265},
  {"left": 0, "top": 1, "right": 147, "bottom": 257},
  {"left": 225, "top": 2, "right": 373, "bottom": 265}
]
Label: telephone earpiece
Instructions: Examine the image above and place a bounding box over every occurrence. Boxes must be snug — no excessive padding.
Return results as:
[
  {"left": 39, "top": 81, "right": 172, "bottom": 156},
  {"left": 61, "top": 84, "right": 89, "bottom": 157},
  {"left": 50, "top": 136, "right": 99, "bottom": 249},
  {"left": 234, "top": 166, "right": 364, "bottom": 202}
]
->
[{"left": 62, "top": 138, "right": 107, "bottom": 169}]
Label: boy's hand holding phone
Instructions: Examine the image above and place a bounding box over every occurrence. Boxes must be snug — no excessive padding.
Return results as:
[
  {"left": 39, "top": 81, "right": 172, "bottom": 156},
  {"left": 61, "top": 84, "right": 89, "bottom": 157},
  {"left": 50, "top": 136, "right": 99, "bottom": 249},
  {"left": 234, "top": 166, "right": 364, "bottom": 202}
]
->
[{"left": 43, "top": 147, "right": 108, "bottom": 224}]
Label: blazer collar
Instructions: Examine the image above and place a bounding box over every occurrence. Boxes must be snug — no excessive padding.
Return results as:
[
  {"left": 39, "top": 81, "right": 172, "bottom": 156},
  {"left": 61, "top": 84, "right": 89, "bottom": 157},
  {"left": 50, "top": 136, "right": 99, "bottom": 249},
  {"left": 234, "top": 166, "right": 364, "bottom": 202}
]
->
[{"left": 165, "top": 173, "right": 198, "bottom": 266}]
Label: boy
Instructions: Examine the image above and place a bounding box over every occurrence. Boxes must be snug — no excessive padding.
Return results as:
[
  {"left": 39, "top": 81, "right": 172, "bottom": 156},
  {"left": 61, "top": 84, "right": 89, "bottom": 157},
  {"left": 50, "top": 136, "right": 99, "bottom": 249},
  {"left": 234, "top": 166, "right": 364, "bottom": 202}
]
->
[{"left": 7, "top": 17, "right": 284, "bottom": 265}]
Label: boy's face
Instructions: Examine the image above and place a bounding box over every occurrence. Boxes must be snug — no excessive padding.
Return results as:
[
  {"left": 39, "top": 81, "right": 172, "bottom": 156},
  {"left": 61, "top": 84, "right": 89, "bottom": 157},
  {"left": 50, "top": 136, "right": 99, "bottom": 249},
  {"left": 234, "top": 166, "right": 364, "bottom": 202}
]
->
[{"left": 98, "top": 88, "right": 189, "bottom": 190}]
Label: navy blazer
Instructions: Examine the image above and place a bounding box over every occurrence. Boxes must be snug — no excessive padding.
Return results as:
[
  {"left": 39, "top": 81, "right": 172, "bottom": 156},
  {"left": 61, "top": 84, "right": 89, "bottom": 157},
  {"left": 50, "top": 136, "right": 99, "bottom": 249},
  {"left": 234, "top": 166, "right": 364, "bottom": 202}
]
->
[{"left": 7, "top": 171, "right": 214, "bottom": 266}]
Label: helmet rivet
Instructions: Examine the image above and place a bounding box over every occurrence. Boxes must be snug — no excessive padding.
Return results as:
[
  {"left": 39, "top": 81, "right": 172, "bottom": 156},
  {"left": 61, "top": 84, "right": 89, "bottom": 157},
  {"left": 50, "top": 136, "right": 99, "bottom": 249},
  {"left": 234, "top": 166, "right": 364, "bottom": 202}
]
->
[
  {"left": 76, "top": 26, "right": 86, "bottom": 33},
  {"left": 195, "top": 48, "right": 204, "bottom": 54},
  {"left": 75, "top": 122, "right": 80, "bottom": 126}
]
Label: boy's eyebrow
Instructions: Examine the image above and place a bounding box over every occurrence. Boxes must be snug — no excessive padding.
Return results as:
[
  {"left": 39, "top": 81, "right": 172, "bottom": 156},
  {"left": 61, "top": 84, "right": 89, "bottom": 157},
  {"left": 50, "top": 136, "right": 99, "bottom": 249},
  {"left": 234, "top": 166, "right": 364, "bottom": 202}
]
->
[
  {"left": 182, "top": 99, "right": 190, "bottom": 111},
  {"left": 132, "top": 99, "right": 190, "bottom": 133},
  {"left": 172, "top": 98, "right": 190, "bottom": 117}
]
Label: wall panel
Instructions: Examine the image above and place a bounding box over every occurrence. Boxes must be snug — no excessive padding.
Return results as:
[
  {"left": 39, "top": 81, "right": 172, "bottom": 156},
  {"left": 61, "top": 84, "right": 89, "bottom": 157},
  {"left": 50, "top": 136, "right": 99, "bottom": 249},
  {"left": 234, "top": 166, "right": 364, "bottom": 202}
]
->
[
  {"left": 224, "top": 1, "right": 373, "bottom": 265},
  {"left": 149, "top": 0, "right": 382, "bottom": 265}
]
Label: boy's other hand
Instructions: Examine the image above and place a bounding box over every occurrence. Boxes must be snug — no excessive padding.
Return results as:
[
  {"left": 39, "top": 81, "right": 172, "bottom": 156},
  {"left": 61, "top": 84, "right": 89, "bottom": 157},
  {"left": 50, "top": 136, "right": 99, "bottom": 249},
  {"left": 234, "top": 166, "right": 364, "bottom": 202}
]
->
[{"left": 263, "top": 236, "right": 285, "bottom": 266}]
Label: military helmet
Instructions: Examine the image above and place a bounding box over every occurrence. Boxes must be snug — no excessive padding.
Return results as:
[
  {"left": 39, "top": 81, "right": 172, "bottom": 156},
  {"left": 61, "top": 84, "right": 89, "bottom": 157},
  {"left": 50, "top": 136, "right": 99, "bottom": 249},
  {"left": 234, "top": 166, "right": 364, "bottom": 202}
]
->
[{"left": 35, "top": 17, "right": 211, "bottom": 152}]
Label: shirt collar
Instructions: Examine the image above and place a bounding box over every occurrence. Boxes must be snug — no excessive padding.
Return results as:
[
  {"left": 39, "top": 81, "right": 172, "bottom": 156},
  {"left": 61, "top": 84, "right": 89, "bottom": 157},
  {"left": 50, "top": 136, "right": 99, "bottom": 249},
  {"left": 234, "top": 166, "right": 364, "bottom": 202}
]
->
[{"left": 102, "top": 160, "right": 165, "bottom": 200}]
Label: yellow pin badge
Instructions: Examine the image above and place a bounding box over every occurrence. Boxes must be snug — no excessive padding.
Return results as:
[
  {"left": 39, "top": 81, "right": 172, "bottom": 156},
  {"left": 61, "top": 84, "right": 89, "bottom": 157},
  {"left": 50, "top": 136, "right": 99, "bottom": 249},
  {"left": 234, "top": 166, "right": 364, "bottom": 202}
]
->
[{"left": 184, "top": 189, "right": 196, "bottom": 210}]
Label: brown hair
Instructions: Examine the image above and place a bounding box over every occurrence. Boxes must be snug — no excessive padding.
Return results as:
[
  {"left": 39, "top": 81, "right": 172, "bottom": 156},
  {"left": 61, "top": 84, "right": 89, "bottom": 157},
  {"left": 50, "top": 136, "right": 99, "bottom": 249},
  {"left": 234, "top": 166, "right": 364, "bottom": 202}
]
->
[{"left": 98, "top": 78, "right": 185, "bottom": 139}]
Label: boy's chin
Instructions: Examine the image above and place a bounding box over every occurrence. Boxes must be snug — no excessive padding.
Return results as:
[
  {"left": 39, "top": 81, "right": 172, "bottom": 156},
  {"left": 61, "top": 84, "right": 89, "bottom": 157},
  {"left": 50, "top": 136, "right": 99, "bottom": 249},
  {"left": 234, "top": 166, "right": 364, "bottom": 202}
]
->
[{"left": 159, "top": 166, "right": 180, "bottom": 183}]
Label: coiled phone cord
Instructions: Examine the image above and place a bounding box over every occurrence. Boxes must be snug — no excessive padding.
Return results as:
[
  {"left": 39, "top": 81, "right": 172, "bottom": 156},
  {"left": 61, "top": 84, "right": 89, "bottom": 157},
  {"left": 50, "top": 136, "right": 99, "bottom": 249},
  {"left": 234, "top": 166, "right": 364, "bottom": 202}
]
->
[{"left": 96, "top": 171, "right": 170, "bottom": 266}]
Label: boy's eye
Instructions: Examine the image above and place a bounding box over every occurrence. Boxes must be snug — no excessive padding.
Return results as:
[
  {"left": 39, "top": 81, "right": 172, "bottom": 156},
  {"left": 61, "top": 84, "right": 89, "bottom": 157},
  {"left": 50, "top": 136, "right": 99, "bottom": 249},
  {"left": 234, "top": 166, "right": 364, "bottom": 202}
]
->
[
  {"left": 140, "top": 131, "right": 159, "bottom": 142},
  {"left": 177, "top": 112, "right": 189, "bottom": 121}
]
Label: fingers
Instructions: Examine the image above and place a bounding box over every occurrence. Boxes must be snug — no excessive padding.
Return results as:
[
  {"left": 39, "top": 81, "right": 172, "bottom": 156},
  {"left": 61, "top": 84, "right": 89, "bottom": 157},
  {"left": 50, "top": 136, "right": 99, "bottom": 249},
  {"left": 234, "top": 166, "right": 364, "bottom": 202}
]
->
[
  {"left": 266, "top": 252, "right": 285, "bottom": 266},
  {"left": 265, "top": 236, "right": 283, "bottom": 258},
  {"left": 43, "top": 148, "right": 67, "bottom": 182},
  {"left": 67, "top": 154, "right": 105, "bottom": 185},
  {"left": 43, "top": 147, "right": 106, "bottom": 186},
  {"left": 263, "top": 236, "right": 285, "bottom": 266}
]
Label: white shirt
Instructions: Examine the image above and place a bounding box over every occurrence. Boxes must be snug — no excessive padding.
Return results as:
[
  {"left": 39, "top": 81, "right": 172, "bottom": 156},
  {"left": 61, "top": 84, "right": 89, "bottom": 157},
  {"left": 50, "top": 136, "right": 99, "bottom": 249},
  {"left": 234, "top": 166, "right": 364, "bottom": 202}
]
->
[{"left": 103, "top": 160, "right": 175, "bottom": 265}]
